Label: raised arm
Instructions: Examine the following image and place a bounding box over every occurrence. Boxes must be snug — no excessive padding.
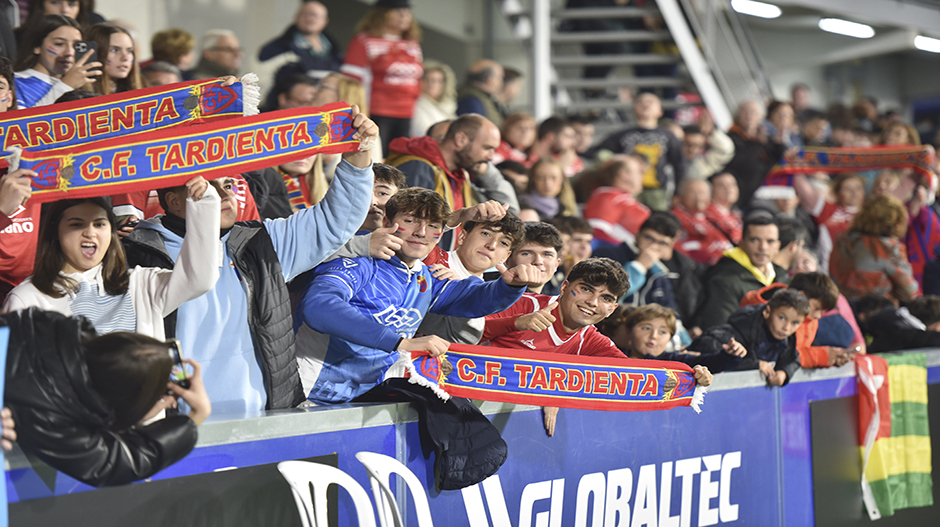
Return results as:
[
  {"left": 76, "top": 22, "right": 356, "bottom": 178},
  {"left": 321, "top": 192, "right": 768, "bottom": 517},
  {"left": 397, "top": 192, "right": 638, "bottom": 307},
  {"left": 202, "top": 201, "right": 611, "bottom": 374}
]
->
[
  {"left": 265, "top": 108, "right": 378, "bottom": 280},
  {"left": 155, "top": 178, "right": 222, "bottom": 316},
  {"left": 791, "top": 174, "right": 821, "bottom": 213},
  {"left": 301, "top": 260, "right": 402, "bottom": 351}
]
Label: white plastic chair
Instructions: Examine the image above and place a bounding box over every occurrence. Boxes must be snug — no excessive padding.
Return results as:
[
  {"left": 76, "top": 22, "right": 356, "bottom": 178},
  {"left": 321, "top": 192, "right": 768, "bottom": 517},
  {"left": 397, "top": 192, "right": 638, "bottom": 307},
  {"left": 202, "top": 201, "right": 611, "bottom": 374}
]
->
[
  {"left": 355, "top": 452, "right": 435, "bottom": 527},
  {"left": 276, "top": 460, "right": 377, "bottom": 527}
]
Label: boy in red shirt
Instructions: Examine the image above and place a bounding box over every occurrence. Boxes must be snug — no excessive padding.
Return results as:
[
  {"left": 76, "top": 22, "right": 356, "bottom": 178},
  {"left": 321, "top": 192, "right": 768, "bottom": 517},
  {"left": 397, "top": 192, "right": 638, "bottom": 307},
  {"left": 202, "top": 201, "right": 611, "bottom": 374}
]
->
[{"left": 482, "top": 257, "right": 712, "bottom": 435}]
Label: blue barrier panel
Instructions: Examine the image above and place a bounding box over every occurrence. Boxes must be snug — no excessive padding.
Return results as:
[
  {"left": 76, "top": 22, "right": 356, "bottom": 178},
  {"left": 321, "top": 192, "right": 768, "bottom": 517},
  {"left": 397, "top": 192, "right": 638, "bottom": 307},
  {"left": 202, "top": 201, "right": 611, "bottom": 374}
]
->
[{"left": 6, "top": 351, "right": 940, "bottom": 527}]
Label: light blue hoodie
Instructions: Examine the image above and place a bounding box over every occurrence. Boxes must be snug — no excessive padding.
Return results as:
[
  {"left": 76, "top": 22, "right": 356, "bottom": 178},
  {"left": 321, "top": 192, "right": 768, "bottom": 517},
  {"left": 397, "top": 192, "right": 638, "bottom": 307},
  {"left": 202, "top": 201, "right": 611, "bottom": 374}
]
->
[{"left": 135, "top": 159, "right": 373, "bottom": 415}]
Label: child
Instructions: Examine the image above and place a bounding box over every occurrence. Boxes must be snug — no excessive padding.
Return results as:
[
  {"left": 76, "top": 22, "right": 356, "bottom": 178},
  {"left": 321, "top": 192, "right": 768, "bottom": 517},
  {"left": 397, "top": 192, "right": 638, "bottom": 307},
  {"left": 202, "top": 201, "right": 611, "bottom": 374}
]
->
[
  {"left": 740, "top": 272, "right": 860, "bottom": 368},
  {"left": 520, "top": 160, "right": 576, "bottom": 220},
  {"left": 598, "top": 304, "right": 744, "bottom": 372},
  {"left": 692, "top": 288, "right": 810, "bottom": 386}
]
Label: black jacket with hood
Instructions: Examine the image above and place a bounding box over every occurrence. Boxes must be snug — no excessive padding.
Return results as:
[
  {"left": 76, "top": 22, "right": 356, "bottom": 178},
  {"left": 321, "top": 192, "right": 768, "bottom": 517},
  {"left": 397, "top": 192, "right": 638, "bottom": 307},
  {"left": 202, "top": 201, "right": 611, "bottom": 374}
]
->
[
  {"left": 2, "top": 309, "right": 197, "bottom": 487},
  {"left": 691, "top": 303, "right": 801, "bottom": 385}
]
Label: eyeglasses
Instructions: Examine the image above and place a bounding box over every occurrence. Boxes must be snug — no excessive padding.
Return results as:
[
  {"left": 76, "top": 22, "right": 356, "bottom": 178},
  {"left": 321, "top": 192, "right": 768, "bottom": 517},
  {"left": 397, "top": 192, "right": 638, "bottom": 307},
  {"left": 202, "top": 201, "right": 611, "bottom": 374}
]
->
[
  {"left": 211, "top": 46, "right": 242, "bottom": 54},
  {"left": 640, "top": 233, "right": 674, "bottom": 248}
]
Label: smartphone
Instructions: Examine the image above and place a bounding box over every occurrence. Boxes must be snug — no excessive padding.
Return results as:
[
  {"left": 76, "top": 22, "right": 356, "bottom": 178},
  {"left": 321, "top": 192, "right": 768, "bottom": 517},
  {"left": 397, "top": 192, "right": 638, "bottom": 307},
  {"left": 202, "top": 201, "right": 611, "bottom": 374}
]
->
[
  {"left": 167, "top": 339, "right": 190, "bottom": 390},
  {"left": 73, "top": 40, "right": 98, "bottom": 64}
]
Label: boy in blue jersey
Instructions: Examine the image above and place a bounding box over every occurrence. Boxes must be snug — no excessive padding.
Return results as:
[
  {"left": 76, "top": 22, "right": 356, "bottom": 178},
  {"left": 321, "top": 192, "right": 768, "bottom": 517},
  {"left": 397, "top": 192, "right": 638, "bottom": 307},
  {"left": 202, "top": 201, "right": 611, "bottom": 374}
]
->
[{"left": 297, "top": 187, "right": 541, "bottom": 404}]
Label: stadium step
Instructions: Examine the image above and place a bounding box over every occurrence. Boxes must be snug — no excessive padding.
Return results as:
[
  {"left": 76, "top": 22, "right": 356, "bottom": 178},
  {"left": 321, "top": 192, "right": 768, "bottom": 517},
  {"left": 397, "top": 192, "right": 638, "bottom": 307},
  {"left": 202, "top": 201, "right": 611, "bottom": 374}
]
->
[{"left": 552, "top": 54, "right": 682, "bottom": 67}]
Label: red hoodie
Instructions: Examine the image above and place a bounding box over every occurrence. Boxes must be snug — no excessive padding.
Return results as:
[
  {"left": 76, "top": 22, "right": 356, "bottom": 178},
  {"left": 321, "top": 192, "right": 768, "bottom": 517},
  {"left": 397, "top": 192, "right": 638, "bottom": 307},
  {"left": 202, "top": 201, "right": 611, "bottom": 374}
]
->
[{"left": 387, "top": 136, "right": 472, "bottom": 212}]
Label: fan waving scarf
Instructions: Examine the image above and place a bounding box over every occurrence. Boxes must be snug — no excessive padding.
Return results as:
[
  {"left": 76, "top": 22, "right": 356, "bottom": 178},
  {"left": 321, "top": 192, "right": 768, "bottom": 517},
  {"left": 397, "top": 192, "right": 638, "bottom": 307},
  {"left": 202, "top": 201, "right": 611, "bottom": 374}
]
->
[
  {"left": 7, "top": 102, "right": 359, "bottom": 203},
  {"left": 0, "top": 75, "right": 261, "bottom": 162},
  {"left": 856, "top": 353, "right": 933, "bottom": 520},
  {"left": 755, "top": 145, "right": 936, "bottom": 200},
  {"left": 405, "top": 343, "right": 706, "bottom": 413}
]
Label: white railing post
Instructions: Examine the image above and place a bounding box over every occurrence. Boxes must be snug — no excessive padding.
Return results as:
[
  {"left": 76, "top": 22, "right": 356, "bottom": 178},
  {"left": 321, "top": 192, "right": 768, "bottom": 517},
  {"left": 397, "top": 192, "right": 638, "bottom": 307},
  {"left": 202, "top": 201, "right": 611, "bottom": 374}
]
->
[{"left": 531, "top": 0, "right": 552, "bottom": 121}]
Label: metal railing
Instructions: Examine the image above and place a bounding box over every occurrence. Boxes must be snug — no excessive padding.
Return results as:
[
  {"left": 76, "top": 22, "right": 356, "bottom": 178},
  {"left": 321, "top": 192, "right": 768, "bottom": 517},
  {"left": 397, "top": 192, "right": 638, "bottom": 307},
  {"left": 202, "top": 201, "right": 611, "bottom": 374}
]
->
[{"left": 678, "top": 0, "right": 774, "bottom": 111}]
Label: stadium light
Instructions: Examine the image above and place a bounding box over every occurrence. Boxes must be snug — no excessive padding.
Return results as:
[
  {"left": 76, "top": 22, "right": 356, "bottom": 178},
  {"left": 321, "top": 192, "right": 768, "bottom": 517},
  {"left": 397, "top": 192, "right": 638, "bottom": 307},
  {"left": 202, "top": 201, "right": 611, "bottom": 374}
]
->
[
  {"left": 730, "top": 0, "right": 782, "bottom": 19},
  {"left": 914, "top": 35, "right": 940, "bottom": 53},
  {"left": 818, "top": 18, "right": 875, "bottom": 39}
]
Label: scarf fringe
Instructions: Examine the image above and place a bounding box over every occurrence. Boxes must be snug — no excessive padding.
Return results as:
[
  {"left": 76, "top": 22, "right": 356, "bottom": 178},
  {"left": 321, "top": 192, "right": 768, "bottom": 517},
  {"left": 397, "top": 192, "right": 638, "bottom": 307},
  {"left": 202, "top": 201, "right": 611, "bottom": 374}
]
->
[
  {"left": 397, "top": 354, "right": 451, "bottom": 401},
  {"left": 753, "top": 185, "right": 796, "bottom": 200},
  {"left": 691, "top": 385, "right": 707, "bottom": 414},
  {"left": 240, "top": 73, "right": 260, "bottom": 116},
  {"left": 7, "top": 147, "right": 22, "bottom": 171}
]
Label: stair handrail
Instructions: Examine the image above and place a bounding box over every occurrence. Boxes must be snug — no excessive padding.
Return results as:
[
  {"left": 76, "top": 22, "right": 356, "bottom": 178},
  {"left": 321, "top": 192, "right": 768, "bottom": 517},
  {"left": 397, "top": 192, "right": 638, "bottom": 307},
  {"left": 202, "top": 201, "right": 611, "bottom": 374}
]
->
[
  {"left": 674, "top": 0, "right": 774, "bottom": 115},
  {"left": 657, "top": 0, "right": 734, "bottom": 129}
]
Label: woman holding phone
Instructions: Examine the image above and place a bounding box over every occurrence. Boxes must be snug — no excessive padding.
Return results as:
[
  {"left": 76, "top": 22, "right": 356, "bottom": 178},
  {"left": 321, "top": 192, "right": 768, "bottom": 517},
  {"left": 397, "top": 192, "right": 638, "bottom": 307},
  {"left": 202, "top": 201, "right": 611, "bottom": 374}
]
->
[
  {"left": 13, "top": 15, "right": 101, "bottom": 108},
  {"left": 86, "top": 22, "right": 144, "bottom": 94},
  {"left": 2, "top": 308, "right": 211, "bottom": 487}
]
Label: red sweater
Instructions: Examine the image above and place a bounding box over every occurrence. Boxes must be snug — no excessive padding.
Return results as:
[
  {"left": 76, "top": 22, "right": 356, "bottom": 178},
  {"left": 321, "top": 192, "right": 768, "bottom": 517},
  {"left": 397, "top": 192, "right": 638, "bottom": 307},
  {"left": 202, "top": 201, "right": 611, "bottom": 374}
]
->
[
  {"left": 341, "top": 33, "right": 423, "bottom": 119},
  {"left": 483, "top": 293, "right": 626, "bottom": 358}
]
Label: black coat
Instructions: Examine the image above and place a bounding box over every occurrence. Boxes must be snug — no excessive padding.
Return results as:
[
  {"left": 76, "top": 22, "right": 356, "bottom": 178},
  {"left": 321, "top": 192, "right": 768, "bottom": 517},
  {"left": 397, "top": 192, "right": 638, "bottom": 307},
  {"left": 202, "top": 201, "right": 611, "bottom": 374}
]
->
[
  {"left": 2, "top": 309, "right": 197, "bottom": 487},
  {"left": 722, "top": 128, "right": 786, "bottom": 207},
  {"left": 355, "top": 379, "right": 507, "bottom": 491},
  {"left": 241, "top": 168, "right": 293, "bottom": 220},
  {"left": 691, "top": 304, "right": 800, "bottom": 384},
  {"left": 258, "top": 25, "right": 343, "bottom": 75},
  {"left": 694, "top": 256, "right": 789, "bottom": 330},
  {"left": 864, "top": 307, "right": 940, "bottom": 354}
]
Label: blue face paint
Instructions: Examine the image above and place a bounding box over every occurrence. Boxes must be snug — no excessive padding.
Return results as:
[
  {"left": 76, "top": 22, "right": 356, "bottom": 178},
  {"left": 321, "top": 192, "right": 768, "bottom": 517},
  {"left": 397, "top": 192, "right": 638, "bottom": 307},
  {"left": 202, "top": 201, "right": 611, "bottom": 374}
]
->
[{"left": 46, "top": 48, "right": 57, "bottom": 56}]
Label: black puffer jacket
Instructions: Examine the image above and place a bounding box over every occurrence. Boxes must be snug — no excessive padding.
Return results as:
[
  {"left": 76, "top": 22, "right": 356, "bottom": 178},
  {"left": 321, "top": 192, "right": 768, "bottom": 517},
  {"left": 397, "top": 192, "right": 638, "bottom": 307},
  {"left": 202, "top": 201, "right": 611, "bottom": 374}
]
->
[
  {"left": 123, "top": 220, "right": 305, "bottom": 410},
  {"left": 356, "top": 379, "right": 507, "bottom": 491},
  {"left": 2, "top": 309, "right": 197, "bottom": 487}
]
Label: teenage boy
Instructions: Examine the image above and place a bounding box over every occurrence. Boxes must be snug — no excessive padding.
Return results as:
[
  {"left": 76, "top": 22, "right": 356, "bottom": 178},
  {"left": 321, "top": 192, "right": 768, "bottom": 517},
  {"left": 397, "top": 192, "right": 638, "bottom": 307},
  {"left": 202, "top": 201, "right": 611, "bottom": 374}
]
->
[
  {"left": 594, "top": 211, "right": 692, "bottom": 346},
  {"left": 481, "top": 257, "right": 713, "bottom": 436},
  {"left": 739, "top": 272, "right": 857, "bottom": 368},
  {"left": 417, "top": 213, "right": 526, "bottom": 344},
  {"left": 501, "top": 222, "right": 564, "bottom": 294},
  {"left": 691, "top": 288, "right": 810, "bottom": 386},
  {"left": 296, "top": 187, "right": 539, "bottom": 404},
  {"left": 122, "top": 105, "right": 377, "bottom": 414}
]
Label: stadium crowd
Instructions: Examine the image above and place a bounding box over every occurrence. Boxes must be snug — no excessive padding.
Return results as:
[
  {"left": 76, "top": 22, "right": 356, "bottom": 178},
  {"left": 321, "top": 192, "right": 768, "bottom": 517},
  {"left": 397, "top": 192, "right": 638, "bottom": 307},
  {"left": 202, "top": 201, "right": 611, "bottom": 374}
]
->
[{"left": 2, "top": 0, "right": 940, "bottom": 488}]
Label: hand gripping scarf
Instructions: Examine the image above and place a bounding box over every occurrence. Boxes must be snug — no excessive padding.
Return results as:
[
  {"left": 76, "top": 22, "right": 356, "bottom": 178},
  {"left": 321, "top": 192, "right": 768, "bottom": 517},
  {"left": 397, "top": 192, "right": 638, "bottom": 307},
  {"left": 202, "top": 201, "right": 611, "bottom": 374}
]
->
[
  {"left": 399, "top": 343, "right": 706, "bottom": 413},
  {"left": 7, "top": 102, "right": 361, "bottom": 202}
]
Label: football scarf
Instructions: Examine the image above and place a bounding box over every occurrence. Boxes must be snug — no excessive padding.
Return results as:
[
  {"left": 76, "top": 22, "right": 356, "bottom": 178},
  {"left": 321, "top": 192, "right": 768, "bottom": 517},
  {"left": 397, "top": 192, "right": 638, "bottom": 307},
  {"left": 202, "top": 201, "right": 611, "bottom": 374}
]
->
[
  {"left": 405, "top": 343, "right": 706, "bottom": 413},
  {"left": 8, "top": 103, "right": 360, "bottom": 203},
  {"left": 0, "top": 74, "right": 260, "bottom": 159},
  {"left": 755, "top": 145, "right": 936, "bottom": 199}
]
